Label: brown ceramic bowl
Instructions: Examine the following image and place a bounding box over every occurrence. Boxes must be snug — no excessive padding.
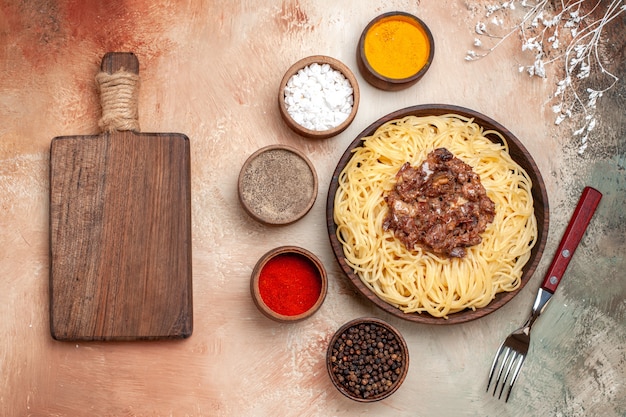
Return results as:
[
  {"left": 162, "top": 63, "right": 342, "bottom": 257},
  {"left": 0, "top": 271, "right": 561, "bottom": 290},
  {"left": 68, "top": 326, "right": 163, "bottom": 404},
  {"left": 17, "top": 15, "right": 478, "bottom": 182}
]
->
[
  {"left": 238, "top": 145, "right": 318, "bottom": 225},
  {"left": 357, "top": 12, "right": 435, "bottom": 91},
  {"left": 250, "top": 246, "right": 328, "bottom": 323},
  {"left": 326, "top": 317, "right": 409, "bottom": 402},
  {"left": 278, "top": 55, "right": 360, "bottom": 139},
  {"left": 326, "top": 104, "right": 550, "bottom": 325}
]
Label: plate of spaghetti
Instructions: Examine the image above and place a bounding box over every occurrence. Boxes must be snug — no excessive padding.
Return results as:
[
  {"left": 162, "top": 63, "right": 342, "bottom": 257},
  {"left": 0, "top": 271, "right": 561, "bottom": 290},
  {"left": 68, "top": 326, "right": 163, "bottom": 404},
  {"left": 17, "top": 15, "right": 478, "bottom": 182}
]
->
[{"left": 326, "top": 104, "right": 549, "bottom": 324}]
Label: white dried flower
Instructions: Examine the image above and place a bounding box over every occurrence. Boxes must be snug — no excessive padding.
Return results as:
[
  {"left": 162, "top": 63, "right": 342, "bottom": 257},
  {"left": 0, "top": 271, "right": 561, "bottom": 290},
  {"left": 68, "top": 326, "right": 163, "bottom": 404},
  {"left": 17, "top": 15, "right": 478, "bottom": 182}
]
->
[
  {"left": 542, "top": 16, "right": 560, "bottom": 27},
  {"left": 574, "top": 44, "right": 586, "bottom": 59},
  {"left": 467, "top": 0, "right": 625, "bottom": 154},
  {"left": 587, "top": 89, "right": 602, "bottom": 108},
  {"left": 475, "top": 22, "right": 487, "bottom": 34},
  {"left": 522, "top": 37, "right": 543, "bottom": 52},
  {"left": 486, "top": 4, "right": 500, "bottom": 17},
  {"left": 587, "top": 118, "right": 597, "bottom": 132},
  {"left": 555, "top": 76, "right": 571, "bottom": 97},
  {"left": 557, "top": 77, "right": 571, "bottom": 87},
  {"left": 532, "top": 11, "right": 544, "bottom": 28},
  {"left": 532, "top": 59, "right": 546, "bottom": 78},
  {"left": 577, "top": 61, "right": 591, "bottom": 79}
]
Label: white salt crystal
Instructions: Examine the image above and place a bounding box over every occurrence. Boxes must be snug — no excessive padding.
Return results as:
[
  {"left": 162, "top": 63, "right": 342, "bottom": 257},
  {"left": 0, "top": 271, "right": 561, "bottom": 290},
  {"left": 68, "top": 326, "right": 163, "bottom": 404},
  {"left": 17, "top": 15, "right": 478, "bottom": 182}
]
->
[{"left": 284, "top": 63, "right": 354, "bottom": 131}]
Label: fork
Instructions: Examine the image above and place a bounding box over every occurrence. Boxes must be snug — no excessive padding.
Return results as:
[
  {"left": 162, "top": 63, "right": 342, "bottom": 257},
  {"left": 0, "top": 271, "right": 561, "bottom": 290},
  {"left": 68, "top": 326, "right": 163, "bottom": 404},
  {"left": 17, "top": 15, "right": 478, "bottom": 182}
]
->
[{"left": 486, "top": 186, "right": 602, "bottom": 402}]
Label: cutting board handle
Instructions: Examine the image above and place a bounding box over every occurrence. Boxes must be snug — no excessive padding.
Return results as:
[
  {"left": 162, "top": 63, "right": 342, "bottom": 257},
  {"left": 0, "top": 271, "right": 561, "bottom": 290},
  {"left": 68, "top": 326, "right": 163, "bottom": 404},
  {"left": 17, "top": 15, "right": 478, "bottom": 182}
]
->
[
  {"left": 96, "top": 52, "right": 141, "bottom": 133},
  {"left": 101, "top": 51, "right": 139, "bottom": 74}
]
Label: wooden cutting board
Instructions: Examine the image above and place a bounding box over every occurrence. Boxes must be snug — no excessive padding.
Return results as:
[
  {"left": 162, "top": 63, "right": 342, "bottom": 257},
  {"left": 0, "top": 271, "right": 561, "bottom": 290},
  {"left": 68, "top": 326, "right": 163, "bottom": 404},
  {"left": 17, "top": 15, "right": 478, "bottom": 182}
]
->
[{"left": 49, "top": 52, "right": 192, "bottom": 341}]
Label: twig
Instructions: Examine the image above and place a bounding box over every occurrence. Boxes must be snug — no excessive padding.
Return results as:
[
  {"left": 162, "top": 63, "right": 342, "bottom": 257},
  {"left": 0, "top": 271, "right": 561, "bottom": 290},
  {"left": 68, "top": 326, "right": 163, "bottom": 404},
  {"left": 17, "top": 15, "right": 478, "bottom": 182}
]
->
[{"left": 466, "top": 0, "right": 625, "bottom": 153}]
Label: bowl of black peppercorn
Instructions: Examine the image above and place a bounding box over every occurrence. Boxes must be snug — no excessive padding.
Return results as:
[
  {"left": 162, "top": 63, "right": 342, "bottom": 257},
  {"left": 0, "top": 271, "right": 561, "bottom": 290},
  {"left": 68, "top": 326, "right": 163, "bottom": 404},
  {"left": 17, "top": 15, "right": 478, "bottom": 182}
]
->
[{"left": 326, "top": 317, "right": 409, "bottom": 402}]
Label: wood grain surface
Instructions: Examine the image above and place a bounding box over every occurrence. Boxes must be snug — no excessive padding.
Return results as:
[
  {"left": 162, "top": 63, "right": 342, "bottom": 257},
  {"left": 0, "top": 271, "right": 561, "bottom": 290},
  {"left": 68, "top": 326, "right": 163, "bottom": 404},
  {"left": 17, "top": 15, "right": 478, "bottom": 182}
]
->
[
  {"left": 1, "top": 1, "right": 624, "bottom": 416},
  {"left": 49, "top": 53, "right": 192, "bottom": 340}
]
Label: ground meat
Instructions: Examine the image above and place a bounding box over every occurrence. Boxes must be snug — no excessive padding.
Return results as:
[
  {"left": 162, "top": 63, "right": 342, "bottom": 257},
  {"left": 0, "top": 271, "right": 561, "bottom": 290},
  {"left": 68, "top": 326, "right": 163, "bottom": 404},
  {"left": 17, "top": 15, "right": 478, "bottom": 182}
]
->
[{"left": 383, "top": 148, "right": 495, "bottom": 258}]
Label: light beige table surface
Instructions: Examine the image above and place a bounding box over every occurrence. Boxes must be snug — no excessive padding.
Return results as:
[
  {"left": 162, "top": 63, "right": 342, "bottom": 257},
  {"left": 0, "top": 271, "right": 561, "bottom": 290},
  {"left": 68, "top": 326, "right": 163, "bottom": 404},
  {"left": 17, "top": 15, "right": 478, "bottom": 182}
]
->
[{"left": 1, "top": 1, "right": 624, "bottom": 416}]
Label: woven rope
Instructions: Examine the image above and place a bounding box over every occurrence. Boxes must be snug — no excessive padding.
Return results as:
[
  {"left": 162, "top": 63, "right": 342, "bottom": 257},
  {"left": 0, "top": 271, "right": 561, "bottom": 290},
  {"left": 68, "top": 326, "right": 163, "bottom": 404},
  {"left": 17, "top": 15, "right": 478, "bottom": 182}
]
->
[{"left": 96, "top": 69, "right": 140, "bottom": 132}]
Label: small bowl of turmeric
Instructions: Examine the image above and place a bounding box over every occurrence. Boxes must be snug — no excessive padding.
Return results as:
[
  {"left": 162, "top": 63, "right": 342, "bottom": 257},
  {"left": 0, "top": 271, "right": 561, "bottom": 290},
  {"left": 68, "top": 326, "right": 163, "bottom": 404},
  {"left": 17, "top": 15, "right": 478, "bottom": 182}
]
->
[{"left": 357, "top": 12, "right": 435, "bottom": 91}]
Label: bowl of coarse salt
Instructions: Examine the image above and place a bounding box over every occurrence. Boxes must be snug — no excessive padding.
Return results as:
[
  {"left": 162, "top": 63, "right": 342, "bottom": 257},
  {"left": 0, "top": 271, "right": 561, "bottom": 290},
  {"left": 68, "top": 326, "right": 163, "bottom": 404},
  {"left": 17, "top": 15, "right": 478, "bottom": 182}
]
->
[{"left": 278, "top": 55, "right": 360, "bottom": 139}]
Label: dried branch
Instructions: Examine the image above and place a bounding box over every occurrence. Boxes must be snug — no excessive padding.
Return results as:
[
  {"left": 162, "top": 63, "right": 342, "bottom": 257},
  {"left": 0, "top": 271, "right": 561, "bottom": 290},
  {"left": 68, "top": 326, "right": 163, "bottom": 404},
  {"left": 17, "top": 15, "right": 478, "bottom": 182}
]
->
[{"left": 466, "top": 0, "right": 625, "bottom": 153}]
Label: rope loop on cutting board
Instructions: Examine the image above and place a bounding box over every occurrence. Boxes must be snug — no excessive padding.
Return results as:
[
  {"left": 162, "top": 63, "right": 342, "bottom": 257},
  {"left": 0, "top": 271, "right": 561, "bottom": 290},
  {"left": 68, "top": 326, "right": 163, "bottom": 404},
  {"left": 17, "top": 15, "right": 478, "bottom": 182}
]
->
[{"left": 96, "top": 68, "right": 140, "bottom": 133}]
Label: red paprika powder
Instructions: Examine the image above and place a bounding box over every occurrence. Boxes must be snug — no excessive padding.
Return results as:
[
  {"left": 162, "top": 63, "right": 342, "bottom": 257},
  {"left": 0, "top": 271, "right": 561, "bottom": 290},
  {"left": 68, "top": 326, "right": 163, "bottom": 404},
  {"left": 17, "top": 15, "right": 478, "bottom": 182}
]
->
[{"left": 258, "top": 253, "right": 322, "bottom": 316}]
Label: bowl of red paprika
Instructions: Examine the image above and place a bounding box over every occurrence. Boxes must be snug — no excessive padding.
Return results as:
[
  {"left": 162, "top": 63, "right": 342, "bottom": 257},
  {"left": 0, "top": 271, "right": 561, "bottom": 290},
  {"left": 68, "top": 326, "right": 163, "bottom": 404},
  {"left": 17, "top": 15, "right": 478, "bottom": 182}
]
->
[{"left": 250, "top": 246, "right": 328, "bottom": 322}]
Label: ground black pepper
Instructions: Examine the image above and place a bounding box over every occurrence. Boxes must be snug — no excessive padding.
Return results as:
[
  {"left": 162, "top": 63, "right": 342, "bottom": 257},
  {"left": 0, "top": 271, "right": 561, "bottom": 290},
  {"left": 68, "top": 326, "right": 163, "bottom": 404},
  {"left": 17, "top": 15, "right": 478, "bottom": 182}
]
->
[{"left": 328, "top": 321, "right": 407, "bottom": 400}]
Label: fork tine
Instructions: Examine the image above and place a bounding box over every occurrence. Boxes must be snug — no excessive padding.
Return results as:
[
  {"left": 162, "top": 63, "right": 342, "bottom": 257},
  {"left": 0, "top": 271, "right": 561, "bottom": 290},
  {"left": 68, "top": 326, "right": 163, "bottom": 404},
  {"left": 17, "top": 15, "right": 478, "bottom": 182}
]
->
[
  {"left": 497, "top": 350, "right": 520, "bottom": 399},
  {"left": 492, "top": 347, "right": 511, "bottom": 396},
  {"left": 504, "top": 354, "right": 526, "bottom": 402},
  {"left": 486, "top": 342, "right": 506, "bottom": 392}
]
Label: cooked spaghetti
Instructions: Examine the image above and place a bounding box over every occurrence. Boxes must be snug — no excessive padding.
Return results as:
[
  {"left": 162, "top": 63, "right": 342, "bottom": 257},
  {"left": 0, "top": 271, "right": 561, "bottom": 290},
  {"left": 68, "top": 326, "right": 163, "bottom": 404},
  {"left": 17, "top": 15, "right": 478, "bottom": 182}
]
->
[{"left": 333, "top": 114, "right": 537, "bottom": 318}]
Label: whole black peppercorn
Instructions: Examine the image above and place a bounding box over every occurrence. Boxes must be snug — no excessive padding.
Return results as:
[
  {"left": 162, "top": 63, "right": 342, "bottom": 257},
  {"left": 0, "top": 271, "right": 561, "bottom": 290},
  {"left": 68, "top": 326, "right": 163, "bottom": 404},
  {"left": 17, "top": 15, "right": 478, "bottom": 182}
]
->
[{"left": 328, "top": 319, "right": 408, "bottom": 401}]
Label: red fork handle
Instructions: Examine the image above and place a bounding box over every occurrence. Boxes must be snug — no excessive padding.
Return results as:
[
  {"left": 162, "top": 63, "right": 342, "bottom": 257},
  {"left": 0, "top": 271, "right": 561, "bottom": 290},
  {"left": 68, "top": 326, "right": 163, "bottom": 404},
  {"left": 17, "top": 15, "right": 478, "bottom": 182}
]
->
[{"left": 542, "top": 186, "right": 602, "bottom": 293}]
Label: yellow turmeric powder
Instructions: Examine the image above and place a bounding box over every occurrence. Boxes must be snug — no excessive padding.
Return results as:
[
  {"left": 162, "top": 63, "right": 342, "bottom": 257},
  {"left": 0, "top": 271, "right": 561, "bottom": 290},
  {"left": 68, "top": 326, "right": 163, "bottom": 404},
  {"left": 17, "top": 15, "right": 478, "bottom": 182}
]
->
[{"left": 364, "top": 16, "right": 431, "bottom": 80}]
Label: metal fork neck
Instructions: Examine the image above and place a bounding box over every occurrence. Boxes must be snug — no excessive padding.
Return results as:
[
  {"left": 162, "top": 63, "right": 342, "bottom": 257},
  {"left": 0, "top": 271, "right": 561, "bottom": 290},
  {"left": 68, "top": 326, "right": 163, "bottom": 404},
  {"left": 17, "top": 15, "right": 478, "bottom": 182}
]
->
[{"left": 524, "top": 288, "right": 553, "bottom": 328}]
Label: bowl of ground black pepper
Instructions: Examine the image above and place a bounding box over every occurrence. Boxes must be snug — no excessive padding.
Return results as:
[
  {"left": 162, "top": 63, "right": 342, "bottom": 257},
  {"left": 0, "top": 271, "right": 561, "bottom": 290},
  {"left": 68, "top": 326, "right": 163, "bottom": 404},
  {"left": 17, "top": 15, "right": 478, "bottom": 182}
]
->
[
  {"left": 278, "top": 55, "right": 360, "bottom": 139},
  {"left": 250, "top": 246, "right": 328, "bottom": 323},
  {"left": 357, "top": 12, "right": 435, "bottom": 91},
  {"left": 238, "top": 144, "right": 318, "bottom": 225},
  {"left": 327, "top": 317, "right": 409, "bottom": 402}
]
